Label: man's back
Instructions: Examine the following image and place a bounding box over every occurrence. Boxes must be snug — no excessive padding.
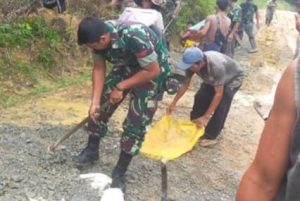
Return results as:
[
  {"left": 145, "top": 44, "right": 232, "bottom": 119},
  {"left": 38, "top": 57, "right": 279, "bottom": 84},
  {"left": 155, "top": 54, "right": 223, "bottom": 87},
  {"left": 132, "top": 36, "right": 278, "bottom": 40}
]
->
[
  {"left": 197, "top": 51, "right": 244, "bottom": 88},
  {"left": 206, "top": 15, "right": 231, "bottom": 43},
  {"left": 240, "top": 2, "right": 258, "bottom": 24}
]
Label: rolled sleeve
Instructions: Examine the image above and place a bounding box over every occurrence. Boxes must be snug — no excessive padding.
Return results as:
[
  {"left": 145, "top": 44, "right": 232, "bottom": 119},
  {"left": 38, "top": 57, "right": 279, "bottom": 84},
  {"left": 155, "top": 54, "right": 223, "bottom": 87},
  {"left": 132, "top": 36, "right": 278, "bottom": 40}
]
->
[{"left": 93, "top": 52, "right": 104, "bottom": 62}]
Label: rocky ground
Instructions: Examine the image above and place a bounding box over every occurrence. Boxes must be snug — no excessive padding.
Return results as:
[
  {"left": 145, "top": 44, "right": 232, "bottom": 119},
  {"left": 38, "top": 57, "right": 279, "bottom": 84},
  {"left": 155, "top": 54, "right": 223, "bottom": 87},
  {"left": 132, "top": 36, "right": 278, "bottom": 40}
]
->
[{"left": 0, "top": 10, "right": 298, "bottom": 201}]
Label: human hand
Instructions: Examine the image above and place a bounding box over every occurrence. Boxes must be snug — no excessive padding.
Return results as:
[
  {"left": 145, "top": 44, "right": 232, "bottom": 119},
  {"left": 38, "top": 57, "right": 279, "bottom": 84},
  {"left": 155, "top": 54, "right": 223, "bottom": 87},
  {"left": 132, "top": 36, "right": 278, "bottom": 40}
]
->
[
  {"left": 228, "top": 33, "right": 234, "bottom": 40},
  {"left": 166, "top": 102, "right": 176, "bottom": 115},
  {"left": 194, "top": 115, "right": 210, "bottom": 127},
  {"left": 109, "top": 87, "right": 124, "bottom": 104},
  {"left": 89, "top": 104, "right": 100, "bottom": 123}
]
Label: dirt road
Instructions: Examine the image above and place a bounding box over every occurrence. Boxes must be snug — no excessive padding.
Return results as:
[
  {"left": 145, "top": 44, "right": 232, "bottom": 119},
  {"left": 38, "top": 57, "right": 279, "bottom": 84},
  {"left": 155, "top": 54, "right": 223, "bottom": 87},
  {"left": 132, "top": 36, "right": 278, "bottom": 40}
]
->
[{"left": 0, "top": 10, "right": 298, "bottom": 201}]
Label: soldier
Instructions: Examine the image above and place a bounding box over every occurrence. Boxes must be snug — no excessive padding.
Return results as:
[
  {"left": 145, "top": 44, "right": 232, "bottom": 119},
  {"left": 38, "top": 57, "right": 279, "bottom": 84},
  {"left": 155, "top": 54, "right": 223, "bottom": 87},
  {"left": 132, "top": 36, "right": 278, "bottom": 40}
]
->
[
  {"left": 239, "top": 0, "right": 260, "bottom": 53},
  {"left": 75, "top": 16, "right": 174, "bottom": 191},
  {"left": 227, "top": 0, "right": 242, "bottom": 58},
  {"left": 265, "top": 0, "right": 277, "bottom": 26}
]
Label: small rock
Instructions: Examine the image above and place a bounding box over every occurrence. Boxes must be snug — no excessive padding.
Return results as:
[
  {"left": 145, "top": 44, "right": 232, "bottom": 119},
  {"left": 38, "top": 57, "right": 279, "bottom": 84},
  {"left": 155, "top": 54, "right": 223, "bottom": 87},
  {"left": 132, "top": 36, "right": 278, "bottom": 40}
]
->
[
  {"left": 8, "top": 182, "right": 20, "bottom": 189},
  {"left": 47, "top": 185, "right": 55, "bottom": 191},
  {"left": 26, "top": 139, "right": 32, "bottom": 144},
  {"left": 11, "top": 175, "right": 23, "bottom": 183}
]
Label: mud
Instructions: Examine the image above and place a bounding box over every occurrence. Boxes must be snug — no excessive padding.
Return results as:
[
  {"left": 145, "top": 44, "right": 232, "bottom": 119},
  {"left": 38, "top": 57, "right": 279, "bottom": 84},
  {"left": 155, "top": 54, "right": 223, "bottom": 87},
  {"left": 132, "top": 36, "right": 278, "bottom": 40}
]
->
[{"left": 0, "top": 10, "right": 298, "bottom": 201}]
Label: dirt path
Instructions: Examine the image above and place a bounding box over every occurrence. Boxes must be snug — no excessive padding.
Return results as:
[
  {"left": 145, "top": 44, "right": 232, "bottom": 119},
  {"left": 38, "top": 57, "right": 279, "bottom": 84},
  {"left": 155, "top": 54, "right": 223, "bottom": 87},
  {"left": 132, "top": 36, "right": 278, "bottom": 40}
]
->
[{"left": 0, "top": 10, "right": 298, "bottom": 201}]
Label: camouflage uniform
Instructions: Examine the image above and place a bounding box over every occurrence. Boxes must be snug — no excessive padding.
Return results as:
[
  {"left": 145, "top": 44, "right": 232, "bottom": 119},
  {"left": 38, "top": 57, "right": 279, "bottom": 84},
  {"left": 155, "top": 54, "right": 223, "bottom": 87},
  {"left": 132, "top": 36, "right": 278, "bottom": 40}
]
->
[
  {"left": 265, "top": 0, "right": 276, "bottom": 26},
  {"left": 226, "top": 4, "right": 242, "bottom": 57},
  {"left": 239, "top": 2, "right": 258, "bottom": 40},
  {"left": 228, "top": 4, "right": 242, "bottom": 29},
  {"left": 88, "top": 22, "right": 173, "bottom": 156}
]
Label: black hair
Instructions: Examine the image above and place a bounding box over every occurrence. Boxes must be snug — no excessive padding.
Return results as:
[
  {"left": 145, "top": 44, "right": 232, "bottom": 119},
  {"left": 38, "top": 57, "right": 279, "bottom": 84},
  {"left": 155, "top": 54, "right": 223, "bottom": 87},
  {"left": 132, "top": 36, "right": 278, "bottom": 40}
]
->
[
  {"left": 77, "top": 16, "right": 109, "bottom": 45},
  {"left": 216, "top": 0, "right": 229, "bottom": 11}
]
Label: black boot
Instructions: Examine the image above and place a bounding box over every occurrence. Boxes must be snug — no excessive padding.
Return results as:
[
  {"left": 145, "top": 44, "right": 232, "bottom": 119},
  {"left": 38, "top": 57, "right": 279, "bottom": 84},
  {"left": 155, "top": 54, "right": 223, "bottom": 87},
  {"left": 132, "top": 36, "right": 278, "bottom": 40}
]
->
[
  {"left": 73, "top": 134, "right": 100, "bottom": 165},
  {"left": 111, "top": 151, "right": 133, "bottom": 192}
]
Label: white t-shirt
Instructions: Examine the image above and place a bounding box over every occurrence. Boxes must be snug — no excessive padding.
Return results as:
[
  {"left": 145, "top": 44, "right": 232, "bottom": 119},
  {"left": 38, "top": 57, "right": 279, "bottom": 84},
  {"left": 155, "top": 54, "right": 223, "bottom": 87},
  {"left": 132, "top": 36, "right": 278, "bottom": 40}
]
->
[{"left": 118, "top": 7, "right": 164, "bottom": 30}]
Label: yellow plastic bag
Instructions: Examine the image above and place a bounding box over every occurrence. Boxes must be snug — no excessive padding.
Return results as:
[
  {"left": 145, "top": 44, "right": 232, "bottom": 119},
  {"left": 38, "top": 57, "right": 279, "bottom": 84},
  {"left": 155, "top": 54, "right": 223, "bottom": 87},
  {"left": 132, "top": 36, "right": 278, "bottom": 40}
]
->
[{"left": 140, "top": 115, "right": 204, "bottom": 161}]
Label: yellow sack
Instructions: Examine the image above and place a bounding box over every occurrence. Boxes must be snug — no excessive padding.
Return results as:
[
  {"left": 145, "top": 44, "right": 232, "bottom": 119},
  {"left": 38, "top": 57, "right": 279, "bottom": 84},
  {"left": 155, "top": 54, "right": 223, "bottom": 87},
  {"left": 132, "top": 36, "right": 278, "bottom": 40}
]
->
[{"left": 141, "top": 115, "right": 204, "bottom": 161}]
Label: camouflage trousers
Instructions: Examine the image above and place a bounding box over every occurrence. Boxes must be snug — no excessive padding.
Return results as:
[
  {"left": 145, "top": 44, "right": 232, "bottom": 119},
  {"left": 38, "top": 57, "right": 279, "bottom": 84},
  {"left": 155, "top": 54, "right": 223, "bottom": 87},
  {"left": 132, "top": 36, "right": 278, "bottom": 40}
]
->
[{"left": 86, "top": 66, "right": 166, "bottom": 156}]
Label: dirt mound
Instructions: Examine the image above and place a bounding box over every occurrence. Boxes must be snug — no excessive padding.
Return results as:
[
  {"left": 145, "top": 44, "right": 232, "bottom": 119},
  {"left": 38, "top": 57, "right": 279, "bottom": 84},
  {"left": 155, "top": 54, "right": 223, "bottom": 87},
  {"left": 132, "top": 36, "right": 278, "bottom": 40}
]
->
[{"left": 241, "top": 10, "right": 297, "bottom": 96}]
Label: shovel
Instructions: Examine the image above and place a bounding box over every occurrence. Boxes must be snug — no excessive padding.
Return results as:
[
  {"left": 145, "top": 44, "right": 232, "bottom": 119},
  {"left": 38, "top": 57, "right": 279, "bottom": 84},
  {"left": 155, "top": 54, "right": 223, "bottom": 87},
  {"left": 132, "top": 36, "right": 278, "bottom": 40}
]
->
[
  {"left": 47, "top": 102, "right": 110, "bottom": 152},
  {"left": 47, "top": 117, "right": 89, "bottom": 152}
]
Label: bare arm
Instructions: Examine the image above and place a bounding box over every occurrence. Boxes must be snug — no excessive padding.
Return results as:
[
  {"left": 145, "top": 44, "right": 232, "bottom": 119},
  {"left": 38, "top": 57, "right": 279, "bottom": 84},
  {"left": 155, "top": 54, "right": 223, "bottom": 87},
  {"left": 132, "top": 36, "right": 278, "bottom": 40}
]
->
[
  {"left": 236, "top": 60, "right": 298, "bottom": 201},
  {"left": 255, "top": 10, "right": 260, "bottom": 28},
  {"left": 229, "top": 22, "right": 240, "bottom": 39},
  {"left": 90, "top": 59, "right": 106, "bottom": 120},
  {"left": 173, "top": 0, "right": 181, "bottom": 18},
  {"left": 205, "top": 85, "right": 223, "bottom": 118},
  {"left": 167, "top": 71, "right": 194, "bottom": 114},
  {"left": 172, "top": 72, "right": 193, "bottom": 104},
  {"left": 196, "top": 17, "right": 212, "bottom": 39}
]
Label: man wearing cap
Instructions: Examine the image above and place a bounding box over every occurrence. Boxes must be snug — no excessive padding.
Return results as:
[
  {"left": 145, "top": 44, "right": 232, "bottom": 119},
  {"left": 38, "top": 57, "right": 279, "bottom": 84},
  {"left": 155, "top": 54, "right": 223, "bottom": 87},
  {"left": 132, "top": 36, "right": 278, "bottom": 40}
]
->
[
  {"left": 167, "top": 47, "right": 244, "bottom": 147},
  {"left": 75, "top": 16, "right": 175, "bottom": 191}
]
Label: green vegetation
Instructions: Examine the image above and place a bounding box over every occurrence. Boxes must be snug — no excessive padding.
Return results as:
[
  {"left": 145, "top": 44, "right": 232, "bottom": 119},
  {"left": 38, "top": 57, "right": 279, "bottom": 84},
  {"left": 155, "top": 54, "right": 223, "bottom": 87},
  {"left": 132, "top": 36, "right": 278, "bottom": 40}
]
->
[
  {"left": 0, "top": 17, "right": 62, "bottom": 48},
  {"left": 0, "top": 16, "right": 86, "bottom": 108},
  {"left": 0, "top": 17, "right": 65, "bottom": 83},
  {"left": 169, "top": 0, "right": 215, "bottom": 44},
  {"left": 0, "top": 72, "right": 90, "bottom": 108}
]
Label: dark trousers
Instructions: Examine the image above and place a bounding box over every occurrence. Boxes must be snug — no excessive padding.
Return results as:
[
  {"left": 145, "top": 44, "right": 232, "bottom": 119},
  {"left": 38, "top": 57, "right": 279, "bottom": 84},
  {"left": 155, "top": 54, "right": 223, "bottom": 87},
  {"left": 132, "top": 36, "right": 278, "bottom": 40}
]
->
[{"left": 190, "top": 83, "right": 240, "bottom": 140}]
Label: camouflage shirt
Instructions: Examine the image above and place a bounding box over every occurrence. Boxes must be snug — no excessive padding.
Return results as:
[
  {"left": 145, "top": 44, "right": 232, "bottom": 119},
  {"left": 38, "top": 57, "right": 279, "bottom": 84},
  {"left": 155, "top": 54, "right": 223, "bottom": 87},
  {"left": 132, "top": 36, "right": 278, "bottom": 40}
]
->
[
  {"left": 93, "top": 21, "right": 171, "bottom": 76},
  {"left": 240, "top": 2, "right": 258, "bottom": 24},
  {"left": 228, "top": 3, "right": 242, "bottom": 27}
]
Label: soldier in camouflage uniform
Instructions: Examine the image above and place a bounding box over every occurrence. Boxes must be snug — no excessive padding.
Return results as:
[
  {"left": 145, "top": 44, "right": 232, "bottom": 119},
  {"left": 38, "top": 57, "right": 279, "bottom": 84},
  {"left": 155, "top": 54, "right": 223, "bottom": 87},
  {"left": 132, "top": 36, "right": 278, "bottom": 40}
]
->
[
  {"left": 75, "top": 17, "right": 174, "bottom": 191},
  {"left": 265, "top": 0, "right": 277, "bottom": 26},
  {"left": 240, "top": 0, "right": 260, "bottom": 53},
  {"left": 227, "top": 0, "right": 242, "bottom": 58}
]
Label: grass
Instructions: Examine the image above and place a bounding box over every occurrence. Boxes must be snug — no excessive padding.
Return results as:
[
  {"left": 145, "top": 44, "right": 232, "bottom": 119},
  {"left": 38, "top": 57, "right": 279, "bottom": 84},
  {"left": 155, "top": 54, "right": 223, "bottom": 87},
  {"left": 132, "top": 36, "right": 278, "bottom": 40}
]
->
[
  {"left": 0, "top": 72, "right": 90, "bottom": 108},
  {"left": 0, "top": 16, "right": 76, "bottom": 108}
]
